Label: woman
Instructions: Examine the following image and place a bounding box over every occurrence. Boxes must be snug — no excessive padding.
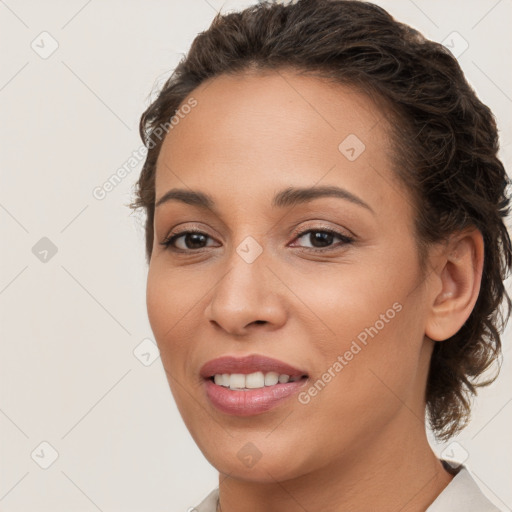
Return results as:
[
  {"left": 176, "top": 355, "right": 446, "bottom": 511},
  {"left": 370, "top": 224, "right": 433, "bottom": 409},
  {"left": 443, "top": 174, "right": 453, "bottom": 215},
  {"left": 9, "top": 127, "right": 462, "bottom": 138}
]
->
[{"left": 130, "top": 0, "right": 511, "bottom": 510}]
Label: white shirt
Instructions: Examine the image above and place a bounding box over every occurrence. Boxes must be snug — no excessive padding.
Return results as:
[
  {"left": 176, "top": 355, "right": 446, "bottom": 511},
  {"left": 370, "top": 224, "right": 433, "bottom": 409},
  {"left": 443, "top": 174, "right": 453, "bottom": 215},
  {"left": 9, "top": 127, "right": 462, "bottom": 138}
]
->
[{"left": 190, "top": 464, "right": 502, "bottom": 512}]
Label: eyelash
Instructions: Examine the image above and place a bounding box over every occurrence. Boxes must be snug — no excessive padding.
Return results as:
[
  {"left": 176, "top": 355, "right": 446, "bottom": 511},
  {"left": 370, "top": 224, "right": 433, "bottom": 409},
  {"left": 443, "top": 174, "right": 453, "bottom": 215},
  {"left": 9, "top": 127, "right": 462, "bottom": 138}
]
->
[{"left": 159, "top": 226, "right": 355, "bottom": 253}]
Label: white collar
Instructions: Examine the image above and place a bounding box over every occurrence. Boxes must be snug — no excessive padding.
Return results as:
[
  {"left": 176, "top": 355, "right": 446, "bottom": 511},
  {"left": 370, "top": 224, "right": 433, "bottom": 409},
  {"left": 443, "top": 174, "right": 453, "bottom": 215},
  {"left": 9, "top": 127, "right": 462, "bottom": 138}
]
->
[{"left": 426, "top": 464, "right": 500, "bottom": 511}]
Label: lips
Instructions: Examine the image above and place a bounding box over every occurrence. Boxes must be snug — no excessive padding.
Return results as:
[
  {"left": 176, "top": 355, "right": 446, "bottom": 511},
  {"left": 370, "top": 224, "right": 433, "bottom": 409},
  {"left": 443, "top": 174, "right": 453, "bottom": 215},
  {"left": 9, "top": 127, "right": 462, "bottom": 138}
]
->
[
  {"left": 200, "top": 354, "right": 309, "bottom": 416},
  {"left": 200, "top": 354, "right": 308, "bottom": 380}
]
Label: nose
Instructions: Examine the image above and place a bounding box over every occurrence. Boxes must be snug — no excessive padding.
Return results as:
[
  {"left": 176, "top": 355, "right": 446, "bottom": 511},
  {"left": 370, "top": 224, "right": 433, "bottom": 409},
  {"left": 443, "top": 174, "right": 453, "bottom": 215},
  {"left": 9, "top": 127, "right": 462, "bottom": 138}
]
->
[{"left": 204, "top": 246, "right": 287, "bottom": 336}]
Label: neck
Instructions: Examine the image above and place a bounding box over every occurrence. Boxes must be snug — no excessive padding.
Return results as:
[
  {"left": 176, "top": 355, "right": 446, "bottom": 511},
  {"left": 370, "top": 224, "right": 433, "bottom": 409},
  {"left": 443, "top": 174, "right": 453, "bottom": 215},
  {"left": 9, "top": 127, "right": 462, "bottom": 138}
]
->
[{"left": 216, "top": 415, "right": 453, "bottom": 512}]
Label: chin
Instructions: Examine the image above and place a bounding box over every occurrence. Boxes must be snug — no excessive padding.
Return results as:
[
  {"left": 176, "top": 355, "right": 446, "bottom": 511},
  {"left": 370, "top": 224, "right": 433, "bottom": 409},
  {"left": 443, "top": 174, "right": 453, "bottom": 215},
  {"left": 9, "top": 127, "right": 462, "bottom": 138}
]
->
[{"left": 197, "top": 436, "right": 313, "bottom": 483}]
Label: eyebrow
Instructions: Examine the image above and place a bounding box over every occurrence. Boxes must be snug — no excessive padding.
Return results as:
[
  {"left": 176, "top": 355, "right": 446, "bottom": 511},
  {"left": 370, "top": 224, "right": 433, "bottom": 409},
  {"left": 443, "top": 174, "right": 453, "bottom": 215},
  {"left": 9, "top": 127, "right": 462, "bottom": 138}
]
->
[{"left": 155, "top": 185, "right": 374, "bottom": 214}]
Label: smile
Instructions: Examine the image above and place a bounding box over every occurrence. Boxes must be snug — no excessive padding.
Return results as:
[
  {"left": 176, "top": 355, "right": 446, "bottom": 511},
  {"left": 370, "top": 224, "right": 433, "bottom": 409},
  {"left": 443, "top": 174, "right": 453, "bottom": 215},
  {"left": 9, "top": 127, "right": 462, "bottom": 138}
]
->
[
  {"left": 212, "top": 371, "right": 304, "bottom": 390},
  {"left": 200, "top": 354, "right": 309, "bottom": 416}
]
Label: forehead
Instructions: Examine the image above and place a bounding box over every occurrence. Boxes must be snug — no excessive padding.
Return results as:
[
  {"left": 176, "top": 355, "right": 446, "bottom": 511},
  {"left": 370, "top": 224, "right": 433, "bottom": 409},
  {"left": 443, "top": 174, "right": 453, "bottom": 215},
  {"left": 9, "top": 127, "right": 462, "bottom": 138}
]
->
[{"left": 154, "top": 69, "right": 402, "bottom": 212}]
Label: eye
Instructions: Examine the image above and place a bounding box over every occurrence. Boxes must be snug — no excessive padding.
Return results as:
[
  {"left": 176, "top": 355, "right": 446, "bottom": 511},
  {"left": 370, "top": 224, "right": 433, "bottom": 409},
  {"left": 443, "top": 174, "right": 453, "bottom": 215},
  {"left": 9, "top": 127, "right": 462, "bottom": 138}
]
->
[
  {"left": 160, "top": 226, "right": 355, "bottom": 253},
  {"left": 160, "top": 229, "right": 218, "bottom": 251},
  {"left": 290, "top": 228, "right": 354, "bottom": 251}
]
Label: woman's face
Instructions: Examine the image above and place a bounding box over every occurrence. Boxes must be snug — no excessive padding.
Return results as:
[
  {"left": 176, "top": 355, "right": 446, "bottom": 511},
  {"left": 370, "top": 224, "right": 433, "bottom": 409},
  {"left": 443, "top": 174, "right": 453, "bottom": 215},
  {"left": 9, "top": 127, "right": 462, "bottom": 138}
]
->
[{"left": 147, "top": 70, "right": 436, "bottom": 481}]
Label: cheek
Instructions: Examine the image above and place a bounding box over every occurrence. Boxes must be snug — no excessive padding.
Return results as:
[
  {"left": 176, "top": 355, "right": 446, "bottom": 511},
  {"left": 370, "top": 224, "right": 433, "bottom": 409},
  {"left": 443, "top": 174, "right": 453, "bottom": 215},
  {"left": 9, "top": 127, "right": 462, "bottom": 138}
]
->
[
  {"left": 145, "top": 264, "right": 199, "bottom": 369},
  {"left": 321, "top": 299, "right": 424, "bottom": 428},
  {"left": 146, "top": 265, "right": 206, "bottom": 417},
  {"left": 147, "top": 264, "right": 198, "bottom": 337},
  {"left": 286, "top": 259, "right": 405, "bottom": 354},
  {"left": 146, "top": 270, "right": 171, "bottom": 345},
  {"left": 293, "top": 254, "right": 424, "bottom": 415}
]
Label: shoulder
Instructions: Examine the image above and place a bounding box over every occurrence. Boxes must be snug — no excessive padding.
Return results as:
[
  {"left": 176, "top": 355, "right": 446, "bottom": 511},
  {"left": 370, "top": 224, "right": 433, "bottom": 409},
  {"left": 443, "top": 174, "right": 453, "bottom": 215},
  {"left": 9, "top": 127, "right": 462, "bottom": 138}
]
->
[
  {"left": 190, "top": 488, "right": 219, "bottom": 512},
  {"left": 427, "top": 464, "right": 502, "bottom": 512}
]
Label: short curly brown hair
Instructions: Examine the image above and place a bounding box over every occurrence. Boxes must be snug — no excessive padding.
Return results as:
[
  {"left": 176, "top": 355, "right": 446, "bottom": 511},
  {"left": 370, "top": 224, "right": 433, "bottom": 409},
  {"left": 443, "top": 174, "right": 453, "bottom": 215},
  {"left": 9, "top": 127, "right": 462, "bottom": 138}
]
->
[{"left": 130, "top": 0, "right": 512, "bottom": 440}]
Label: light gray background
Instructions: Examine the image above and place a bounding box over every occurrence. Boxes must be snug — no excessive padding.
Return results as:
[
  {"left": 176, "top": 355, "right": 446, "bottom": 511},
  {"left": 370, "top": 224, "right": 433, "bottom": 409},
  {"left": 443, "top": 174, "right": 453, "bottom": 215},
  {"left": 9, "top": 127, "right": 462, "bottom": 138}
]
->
[{"left": 1, "top": 1, "right": 511, "bottom": 510}]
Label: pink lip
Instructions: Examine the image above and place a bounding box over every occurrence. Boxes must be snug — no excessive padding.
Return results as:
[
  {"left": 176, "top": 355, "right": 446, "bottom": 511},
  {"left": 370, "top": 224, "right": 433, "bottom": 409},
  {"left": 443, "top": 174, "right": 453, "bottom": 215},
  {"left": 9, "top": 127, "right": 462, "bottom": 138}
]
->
[
  {"left": 200, "top": 354, "right": 309, "bottom": 416},
  {"left": 204, "top": 378, "right": 308, "bottom": 416},
  {"left": 199, "top": 354, "right": 307, "bottom": 379}
]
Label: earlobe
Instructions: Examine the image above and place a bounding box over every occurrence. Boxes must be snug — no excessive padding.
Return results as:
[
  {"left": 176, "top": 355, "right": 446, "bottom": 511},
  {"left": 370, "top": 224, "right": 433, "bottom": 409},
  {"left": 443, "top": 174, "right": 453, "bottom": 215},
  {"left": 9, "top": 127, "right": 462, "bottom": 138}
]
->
[{"left": 425, "top": 228, "right": 484, "bottom": 342}]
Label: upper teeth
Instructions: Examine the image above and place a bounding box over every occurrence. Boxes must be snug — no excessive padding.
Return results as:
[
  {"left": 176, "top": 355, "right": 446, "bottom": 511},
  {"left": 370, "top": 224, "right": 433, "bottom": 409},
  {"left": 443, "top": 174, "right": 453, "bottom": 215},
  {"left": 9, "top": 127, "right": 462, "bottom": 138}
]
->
[{"left": 213, "top": 371, "right": 302, "bottom": 390}]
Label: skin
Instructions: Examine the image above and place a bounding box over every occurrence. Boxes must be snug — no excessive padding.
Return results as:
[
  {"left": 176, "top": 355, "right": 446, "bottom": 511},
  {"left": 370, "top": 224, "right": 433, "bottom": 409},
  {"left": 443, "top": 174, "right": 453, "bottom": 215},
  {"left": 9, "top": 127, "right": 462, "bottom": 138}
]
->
[{"left": 146, "top": 69, "right": 484, "bottom": 512}]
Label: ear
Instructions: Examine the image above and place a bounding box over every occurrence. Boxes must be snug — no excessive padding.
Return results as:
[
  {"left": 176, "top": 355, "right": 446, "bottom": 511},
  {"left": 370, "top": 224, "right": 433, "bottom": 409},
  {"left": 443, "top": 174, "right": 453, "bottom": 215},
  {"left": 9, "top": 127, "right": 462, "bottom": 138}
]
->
[{"left": 425, "top": 227, "right": 484, "bottom": 342}]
